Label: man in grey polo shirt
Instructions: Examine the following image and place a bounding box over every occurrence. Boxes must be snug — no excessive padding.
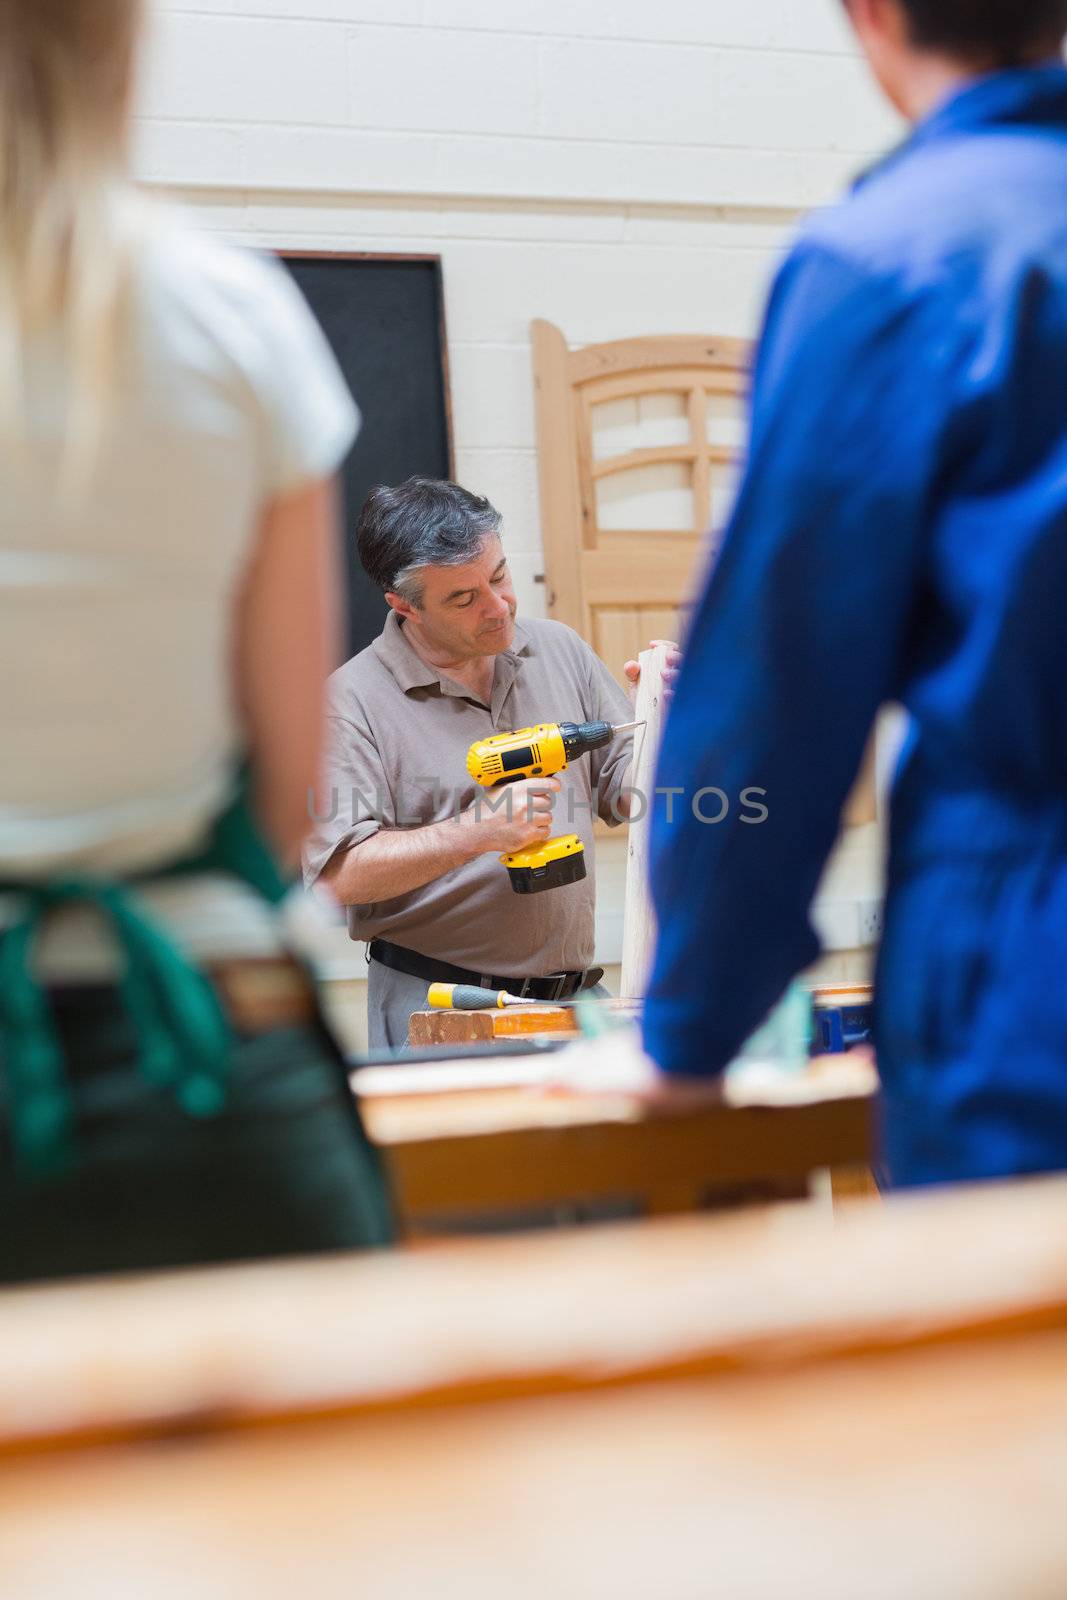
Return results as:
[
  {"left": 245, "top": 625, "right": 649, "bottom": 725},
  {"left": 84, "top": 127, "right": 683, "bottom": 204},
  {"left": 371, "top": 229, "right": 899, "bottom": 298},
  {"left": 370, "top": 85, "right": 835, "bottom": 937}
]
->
[{"left": 304, "top": 477, "right": 668, "bottom": 1050}]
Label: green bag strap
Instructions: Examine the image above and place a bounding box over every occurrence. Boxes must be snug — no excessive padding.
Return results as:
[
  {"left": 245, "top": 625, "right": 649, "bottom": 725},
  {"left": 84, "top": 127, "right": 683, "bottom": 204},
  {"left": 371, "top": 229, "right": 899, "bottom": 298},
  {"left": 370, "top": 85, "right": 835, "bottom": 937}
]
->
[
  {"left": 0, "top": 902, "right": 76, "bottom": 1176},
  {"left": 101, "top": 886, "right": 230, "bottom": 1118},
  {"left": 160, "top": 776, "right": 290, "bottom": 906},
  {"left": 0, "top": 878, "right": 234, "bottom": 1175},
  {"left": 0, "top": 781, "right": 289, "bottom": 1174}
]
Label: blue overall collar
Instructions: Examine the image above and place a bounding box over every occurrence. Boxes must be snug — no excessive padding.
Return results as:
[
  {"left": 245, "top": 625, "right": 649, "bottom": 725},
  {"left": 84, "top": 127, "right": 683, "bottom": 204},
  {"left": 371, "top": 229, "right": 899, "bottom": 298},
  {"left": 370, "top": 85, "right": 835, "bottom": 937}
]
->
[
  {"left": 856, "top": 64, "right": 1067, "bottom": 191},
  {"left": 911, "top": 63, "right": 1067, "bottom": 146}
]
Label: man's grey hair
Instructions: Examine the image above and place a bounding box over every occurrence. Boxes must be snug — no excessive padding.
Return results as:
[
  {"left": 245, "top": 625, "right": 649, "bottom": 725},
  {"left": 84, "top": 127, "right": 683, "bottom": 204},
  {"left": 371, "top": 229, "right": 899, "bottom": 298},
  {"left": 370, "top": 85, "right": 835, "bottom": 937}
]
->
[{"left": 357, "top": 477, "right": 503, "bottom": 607}]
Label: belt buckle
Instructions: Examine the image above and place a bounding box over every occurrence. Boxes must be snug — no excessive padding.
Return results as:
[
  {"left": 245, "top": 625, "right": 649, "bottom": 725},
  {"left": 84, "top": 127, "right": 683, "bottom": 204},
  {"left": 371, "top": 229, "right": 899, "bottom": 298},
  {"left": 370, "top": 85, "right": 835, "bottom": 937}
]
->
[{"left": 545, "top": 973, "right": 569, "bottom": 1003}]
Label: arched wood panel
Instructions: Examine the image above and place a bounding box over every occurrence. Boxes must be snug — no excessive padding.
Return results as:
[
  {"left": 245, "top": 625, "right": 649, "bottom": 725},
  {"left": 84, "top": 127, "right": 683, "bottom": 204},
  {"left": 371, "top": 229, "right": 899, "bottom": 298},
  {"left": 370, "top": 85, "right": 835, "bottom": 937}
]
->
[{"left": 531, "top": 319, "right": 877, "bottom": 829}]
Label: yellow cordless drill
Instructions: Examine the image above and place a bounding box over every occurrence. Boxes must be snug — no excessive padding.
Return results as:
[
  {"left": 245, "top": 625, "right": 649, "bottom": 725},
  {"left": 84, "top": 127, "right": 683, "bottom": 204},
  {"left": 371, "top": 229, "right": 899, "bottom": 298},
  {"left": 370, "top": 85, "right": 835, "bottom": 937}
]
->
[{"left": 466, "top": 720, "right": 638, "bottom": 894}]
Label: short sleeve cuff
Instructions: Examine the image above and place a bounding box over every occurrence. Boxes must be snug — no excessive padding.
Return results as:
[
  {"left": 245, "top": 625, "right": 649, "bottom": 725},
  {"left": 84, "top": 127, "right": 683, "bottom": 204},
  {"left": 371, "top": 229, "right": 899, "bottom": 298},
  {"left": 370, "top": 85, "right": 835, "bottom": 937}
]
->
[
  {"left": 302, "top": 816, "right": 380, "bottom": 892},
  {"left": 269, "top": 393, "right": 360, "bottom": 498}
]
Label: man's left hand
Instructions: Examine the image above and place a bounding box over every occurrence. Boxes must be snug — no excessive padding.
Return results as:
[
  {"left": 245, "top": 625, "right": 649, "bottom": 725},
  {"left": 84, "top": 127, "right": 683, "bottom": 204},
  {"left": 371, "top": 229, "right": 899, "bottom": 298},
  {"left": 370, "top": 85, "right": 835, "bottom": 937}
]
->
[{"left": 623, "top": 638, "right": 682, "bottom": 700}]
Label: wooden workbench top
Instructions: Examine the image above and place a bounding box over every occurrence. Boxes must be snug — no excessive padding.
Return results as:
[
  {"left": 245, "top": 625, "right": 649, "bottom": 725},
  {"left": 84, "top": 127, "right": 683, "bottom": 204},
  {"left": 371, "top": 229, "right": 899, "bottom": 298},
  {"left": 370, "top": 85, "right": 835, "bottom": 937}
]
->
[
  {"left": 354, "top": 1052, "right": 876, "bottom": 1142},
  {"left": 351, "top": 1051, "right": 878, "bottom": 1228}
]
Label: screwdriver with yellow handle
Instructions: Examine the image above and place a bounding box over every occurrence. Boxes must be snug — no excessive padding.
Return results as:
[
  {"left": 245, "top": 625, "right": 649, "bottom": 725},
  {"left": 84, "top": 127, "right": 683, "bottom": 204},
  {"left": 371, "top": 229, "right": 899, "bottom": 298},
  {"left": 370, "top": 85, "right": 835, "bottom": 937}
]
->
[
  {"left": 427, "top": 984, "right": 615, "bottom": 1044},
  {"left": 428, "top": 982, "right": 558, "bottom": 1011}
]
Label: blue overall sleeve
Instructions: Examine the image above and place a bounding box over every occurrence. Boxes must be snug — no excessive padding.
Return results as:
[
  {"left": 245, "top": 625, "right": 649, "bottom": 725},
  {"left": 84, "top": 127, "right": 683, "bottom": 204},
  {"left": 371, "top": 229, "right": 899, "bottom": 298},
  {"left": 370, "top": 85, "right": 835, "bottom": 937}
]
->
[{"left": 642, "top": 241, "right": 959, "bottom": 1077}]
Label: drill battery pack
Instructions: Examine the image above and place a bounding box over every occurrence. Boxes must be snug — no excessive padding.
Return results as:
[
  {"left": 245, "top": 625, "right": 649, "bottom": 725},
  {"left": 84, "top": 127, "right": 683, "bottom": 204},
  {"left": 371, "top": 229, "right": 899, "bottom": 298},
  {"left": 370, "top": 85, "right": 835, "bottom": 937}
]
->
[{"left": 502, "top": 833, "right": 587, "bottom": 895}]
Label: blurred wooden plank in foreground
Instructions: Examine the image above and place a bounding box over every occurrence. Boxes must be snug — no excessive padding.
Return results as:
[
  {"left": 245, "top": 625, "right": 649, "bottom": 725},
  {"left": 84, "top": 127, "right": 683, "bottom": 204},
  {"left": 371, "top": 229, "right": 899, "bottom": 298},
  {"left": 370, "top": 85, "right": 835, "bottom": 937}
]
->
[
  {"left": 1, "top": 1174, "right": 1066, "bottom": 1456},
  {"left": 4, "top": 1180, "right": 1067, "bottom": 1596},
  {"left": 5, "top": 1331, "right": 1066, "bottom": 1599}
]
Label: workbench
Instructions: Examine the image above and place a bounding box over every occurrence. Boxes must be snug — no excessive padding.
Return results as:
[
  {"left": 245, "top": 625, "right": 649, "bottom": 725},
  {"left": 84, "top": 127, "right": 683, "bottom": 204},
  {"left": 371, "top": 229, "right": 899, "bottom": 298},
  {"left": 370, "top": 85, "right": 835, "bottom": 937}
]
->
[
  {"left": 3, "top": 1177, "right": 1067, "bottom": 1597},
  {"left": 355, "top": 1051, "right": 878, "bottom": 1235}
]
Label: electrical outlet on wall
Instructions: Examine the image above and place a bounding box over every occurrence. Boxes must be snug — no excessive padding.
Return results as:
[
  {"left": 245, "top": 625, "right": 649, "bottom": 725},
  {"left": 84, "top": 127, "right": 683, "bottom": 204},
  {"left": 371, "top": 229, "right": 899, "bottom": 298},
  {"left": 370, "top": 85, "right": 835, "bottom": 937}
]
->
[{"left": 858, "top": 899, "right": 885, "bottom": 945}]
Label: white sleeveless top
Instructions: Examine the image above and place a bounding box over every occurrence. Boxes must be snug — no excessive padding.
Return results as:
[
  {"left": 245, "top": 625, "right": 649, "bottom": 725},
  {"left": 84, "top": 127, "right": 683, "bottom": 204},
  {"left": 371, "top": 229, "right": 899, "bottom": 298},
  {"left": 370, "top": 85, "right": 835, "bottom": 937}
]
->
[{"left": 0, "top": 206, "right": 358, "bottom": 974}]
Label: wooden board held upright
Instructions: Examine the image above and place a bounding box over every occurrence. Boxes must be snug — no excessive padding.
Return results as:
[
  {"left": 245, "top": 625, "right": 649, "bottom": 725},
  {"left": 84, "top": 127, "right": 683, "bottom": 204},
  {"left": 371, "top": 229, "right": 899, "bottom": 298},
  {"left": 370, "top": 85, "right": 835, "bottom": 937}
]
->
[{"left": 620, "top": 642, "right": 672, "bottom": 998}]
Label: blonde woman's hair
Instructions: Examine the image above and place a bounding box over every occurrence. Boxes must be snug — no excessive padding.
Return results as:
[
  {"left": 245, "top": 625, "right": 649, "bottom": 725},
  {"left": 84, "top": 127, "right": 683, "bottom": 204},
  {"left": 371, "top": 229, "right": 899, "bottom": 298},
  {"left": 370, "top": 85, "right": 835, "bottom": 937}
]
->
[{"left": 0, "top": 0, "right": 145, "bottom": 489}]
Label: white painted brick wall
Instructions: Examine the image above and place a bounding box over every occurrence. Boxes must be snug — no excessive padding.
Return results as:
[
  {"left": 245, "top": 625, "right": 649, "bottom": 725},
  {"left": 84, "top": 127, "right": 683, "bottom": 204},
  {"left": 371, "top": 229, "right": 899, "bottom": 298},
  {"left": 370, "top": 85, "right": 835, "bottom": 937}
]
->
[
  {"left": 142, "top": 12, "right": 352, "bottom": 125},
  {"left": 348, "top": 27, "right": 540, "bottom": 137},
  {"left": 139, "top": 0, "right": 899, "bottom": 962},
  {"left": 139, "top": 1, "right": 896, "bottom": 208}
]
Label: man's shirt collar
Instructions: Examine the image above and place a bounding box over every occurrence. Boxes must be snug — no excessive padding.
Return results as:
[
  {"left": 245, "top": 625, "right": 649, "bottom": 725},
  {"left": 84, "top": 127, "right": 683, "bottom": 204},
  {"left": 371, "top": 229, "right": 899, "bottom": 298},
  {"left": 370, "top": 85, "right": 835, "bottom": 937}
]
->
[{"left": 372, "top": 608, "right": 533, "bottom": 699}]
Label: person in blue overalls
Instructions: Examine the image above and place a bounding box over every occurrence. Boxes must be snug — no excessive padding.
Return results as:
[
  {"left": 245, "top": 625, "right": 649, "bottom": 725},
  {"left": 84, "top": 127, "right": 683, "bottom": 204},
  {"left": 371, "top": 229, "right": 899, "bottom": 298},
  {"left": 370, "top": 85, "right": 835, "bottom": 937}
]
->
[{"left": 641, "top": 0, "right": 1067, "bottom": 1187}]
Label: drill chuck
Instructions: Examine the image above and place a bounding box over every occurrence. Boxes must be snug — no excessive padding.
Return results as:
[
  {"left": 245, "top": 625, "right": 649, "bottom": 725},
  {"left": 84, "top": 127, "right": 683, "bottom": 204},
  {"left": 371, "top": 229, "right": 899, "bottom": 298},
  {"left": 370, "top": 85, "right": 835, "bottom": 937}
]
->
[{"left": 559, "top": 721, "right": 614, "bottom": 762}]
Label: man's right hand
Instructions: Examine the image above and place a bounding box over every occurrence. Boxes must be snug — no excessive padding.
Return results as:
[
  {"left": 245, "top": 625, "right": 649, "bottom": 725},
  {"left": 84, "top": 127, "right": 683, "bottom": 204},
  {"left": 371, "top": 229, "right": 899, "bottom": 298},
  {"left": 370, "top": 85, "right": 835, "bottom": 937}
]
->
[
  {"left": 459, "top": 777, "right": 562, "bottom": 855},
  {"left": 318, "top": 777, "right": 565, "bottom": 906}
]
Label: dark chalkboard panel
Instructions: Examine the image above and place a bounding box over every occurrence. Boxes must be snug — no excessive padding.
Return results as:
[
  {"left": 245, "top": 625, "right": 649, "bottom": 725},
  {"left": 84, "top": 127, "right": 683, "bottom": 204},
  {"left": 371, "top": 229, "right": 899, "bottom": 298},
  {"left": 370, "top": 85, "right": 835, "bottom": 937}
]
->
[{"left": 280, "top": 253, "right": 453, "bottom": 663}]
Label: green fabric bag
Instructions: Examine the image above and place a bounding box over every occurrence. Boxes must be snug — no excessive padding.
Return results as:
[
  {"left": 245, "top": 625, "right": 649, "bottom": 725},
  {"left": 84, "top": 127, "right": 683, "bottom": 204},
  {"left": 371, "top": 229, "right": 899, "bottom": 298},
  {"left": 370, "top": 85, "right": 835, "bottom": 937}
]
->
[{"left": 0, "top": 781, "right": 393, "bottom": 1282}]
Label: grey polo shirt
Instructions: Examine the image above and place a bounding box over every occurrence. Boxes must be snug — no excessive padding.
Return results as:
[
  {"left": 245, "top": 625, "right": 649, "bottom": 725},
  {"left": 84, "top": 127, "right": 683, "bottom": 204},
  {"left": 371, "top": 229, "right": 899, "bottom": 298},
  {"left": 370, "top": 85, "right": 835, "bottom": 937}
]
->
[{"left": 304, "top": 612, "right": 633, "bottom": 976}]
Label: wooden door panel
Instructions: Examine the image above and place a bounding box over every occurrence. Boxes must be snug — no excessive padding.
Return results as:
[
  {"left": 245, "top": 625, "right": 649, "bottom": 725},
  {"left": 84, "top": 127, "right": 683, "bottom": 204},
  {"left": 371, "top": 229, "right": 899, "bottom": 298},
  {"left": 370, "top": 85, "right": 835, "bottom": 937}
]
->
[
  {"left": 531, "top": 319, "right": 878, "bottom": 829},
  {"left": 594, "top": 607, "right": 682, "bottom": 686},
  {"left": 582, "top": 541, "right": 700, "bottom": 606}
]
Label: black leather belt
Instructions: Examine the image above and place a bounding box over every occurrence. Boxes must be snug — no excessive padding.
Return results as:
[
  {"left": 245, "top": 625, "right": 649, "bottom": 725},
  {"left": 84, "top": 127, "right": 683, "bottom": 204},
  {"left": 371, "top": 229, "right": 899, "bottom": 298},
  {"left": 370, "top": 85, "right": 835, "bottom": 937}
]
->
[{"left": 368, "top": 939, "right": 603, "bottom": 1003}]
